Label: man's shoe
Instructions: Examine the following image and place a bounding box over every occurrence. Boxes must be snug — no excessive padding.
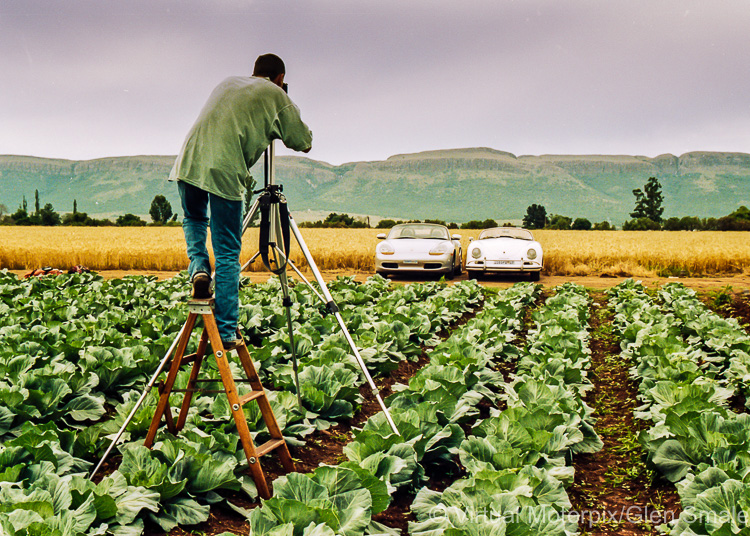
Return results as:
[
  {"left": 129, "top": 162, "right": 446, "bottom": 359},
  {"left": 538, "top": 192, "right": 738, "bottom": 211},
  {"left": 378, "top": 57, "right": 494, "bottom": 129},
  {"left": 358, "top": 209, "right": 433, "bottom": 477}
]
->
[
  {"left": 222, "top": 339, "right": 243, "bottom": 351},
  {"left": 192, "top": 272, "right": 212, "bottom": 299}
]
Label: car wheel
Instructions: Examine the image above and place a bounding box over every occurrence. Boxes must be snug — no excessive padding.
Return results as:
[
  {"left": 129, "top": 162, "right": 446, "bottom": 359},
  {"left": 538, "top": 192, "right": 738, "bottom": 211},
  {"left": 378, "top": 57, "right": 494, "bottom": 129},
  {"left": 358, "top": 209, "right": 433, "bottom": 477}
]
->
[
  {"left": 530, "top": 271, "right": 541, "bottom": 282},
  {"left": 445, "top": 258, "right": 455, "bottom": 280},
  {"left": 454, "top": 251, "right": 462, "bottom": 275}
]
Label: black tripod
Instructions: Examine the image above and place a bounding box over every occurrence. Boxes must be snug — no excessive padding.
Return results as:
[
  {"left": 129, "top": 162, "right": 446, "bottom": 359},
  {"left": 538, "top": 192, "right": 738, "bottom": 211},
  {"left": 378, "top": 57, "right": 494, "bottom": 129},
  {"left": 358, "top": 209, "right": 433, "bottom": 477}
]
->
[
  {"left": 242, "top": 142, "right": 398, "bottom": 433},
  {"left": 90, "top": 142, "right": 398, "bottom": 480}
]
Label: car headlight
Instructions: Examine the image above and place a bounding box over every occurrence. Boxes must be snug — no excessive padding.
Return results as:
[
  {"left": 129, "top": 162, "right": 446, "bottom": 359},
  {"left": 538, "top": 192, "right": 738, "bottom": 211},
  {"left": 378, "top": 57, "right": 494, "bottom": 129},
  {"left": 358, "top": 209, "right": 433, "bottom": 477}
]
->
[
  {"left": 378, "top": 243, "right": 395, "bottom": 255},
  {"left": 471, "top": 247, "right": 482, "bottom": 259},
  {"left": 429, "top": 242, "right": 451, "bottom": 255},
  {"left": 527, "top": 248, "right": 537, "bottom": 260}
]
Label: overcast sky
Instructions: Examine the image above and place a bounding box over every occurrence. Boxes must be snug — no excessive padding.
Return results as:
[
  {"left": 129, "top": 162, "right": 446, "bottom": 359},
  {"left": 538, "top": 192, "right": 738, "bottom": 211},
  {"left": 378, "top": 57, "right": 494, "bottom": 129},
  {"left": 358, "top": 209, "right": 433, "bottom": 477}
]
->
[{"left": 1, "top": 0, "right": 748, "bottom": 165}]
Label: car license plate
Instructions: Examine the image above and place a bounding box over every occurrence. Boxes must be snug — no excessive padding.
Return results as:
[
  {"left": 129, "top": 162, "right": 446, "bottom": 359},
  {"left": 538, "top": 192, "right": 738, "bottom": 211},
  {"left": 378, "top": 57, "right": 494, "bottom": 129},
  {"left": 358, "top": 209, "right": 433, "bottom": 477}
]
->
[
  {"left": 492, "top": 260, "right": 517, "bottom": 265},
  {"left": 402, "top": 260, "right": 419, "bottom": 265}
]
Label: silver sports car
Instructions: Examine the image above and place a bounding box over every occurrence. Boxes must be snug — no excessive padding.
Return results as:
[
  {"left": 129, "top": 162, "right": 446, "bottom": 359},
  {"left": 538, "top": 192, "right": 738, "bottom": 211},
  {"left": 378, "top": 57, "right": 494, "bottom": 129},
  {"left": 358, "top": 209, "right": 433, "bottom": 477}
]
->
[
  {"left": 465, "top": 227, "right": 543, "bottom": 281},
  {"left": 375, "top": 223, "right": 463, "bottom": 279}
]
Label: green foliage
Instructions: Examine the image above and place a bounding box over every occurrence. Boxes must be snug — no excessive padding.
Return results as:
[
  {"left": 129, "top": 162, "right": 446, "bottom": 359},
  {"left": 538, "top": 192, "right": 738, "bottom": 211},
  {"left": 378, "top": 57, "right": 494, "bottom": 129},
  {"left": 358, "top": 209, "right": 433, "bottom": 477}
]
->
[
  {"left": 609, "top": 279, "right": 750, "bottom": 534},
  {"left": 546, "top": 214, "right": 572, "bottom": 230},
  {"left": 523, "top": 204, "right": 547, "bottom": 229},
  {"left": 663, "top": 216, "right": 703, "bottom": 231},
  {"left": 630, "top": 176, "right": 664, "bottom": 223},
  {"left": 717, "top": 206, "right": 750, "bottom": 230},
  {"left": 116, "top": 213, "right": 147, "bottom": 226},
  {"left": 460, "top": 219, "right": 497, "bottom": 229},
  {"left": 300, "top": 212, "right": 369, "bottom": 228},
  {"left": 38, "top": 203, "right": 61, "bottom": 226},
  {"left": 622, "top": 217, "right": 661, "bottom": 230},
  {"left": 4, "top": 194, "right": 61, "bottom": 226},
  {"left": 592, "top": 220, "right": 613, "bottom": 230},
  {"left": 376, "top": 219, "right": 400, "bottom": 228},
  {"left": 571, "top": 217, "right": 592, "bottom": 230},
  {"left": 149, "top": 195, "right": 173, "bottom": 224}
]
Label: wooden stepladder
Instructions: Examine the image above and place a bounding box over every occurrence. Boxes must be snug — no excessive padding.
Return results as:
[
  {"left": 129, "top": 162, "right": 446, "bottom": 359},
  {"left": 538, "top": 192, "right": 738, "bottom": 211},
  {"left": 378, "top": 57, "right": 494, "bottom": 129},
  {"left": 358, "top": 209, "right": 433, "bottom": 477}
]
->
[{"left": 144, "top": 298, "right": 295, "bottom": 499}]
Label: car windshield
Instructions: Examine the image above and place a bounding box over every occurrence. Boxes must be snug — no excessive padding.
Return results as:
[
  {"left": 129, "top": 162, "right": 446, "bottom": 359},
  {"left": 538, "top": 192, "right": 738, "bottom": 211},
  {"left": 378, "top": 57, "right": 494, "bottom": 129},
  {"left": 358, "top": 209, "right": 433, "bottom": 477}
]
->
[
  {"left": 388, "top": 224, "right": 450, "bottom": 240},
  {"left": 478, "top": 227, "right": 534, "bottom": 241}
]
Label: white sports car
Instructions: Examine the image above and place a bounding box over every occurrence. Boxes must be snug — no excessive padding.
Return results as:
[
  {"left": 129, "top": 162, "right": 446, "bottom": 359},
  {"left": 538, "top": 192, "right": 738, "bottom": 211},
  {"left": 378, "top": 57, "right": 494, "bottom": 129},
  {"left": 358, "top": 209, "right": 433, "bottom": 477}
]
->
[
  {"left": 465, "top": 227, "right": 543, "bottom": 281},
  {"left": 375, "top": 223, "right": 463, "bottom": 279}
]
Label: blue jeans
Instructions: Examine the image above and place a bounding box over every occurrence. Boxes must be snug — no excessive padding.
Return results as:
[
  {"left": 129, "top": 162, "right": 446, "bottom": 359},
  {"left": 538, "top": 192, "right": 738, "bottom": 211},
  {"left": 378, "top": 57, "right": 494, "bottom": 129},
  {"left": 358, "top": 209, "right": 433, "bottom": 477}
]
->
[{"left": 178, "top": 180, "right": 243, "bottom": 342}]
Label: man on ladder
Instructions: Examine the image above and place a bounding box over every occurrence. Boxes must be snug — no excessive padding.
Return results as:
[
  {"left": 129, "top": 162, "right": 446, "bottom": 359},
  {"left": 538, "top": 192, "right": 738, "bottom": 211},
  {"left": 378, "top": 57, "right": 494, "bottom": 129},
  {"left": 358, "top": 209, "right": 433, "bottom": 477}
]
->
[{"left": 169, "top": 53, "right": 313, "bottom": 348}]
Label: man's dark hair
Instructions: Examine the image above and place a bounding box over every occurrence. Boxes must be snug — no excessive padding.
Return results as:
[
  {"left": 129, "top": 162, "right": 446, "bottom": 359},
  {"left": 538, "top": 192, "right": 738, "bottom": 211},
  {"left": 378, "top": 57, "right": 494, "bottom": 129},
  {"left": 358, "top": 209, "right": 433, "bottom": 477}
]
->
[{"left": 253, "top": 54, "right": 285, "bottom": 79}]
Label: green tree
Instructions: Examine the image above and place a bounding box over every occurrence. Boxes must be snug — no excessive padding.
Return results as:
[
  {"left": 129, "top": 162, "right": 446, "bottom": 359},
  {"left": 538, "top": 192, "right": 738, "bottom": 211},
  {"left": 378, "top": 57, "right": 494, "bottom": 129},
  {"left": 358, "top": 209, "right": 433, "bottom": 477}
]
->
[
  {"left": 522, "top": 204, "right": 547, "bottom": 229},
  {"left": 592, "top": 221, "right": 613, "bottom": 230},
  {"left": 547, "top": 214, "right": 572, "bottom": 230},
  {"left": 622, "top": 217, "right": 661, "bottom": 230},
  {"left": 11, "top": 197, "right": 30, "bottom": 225},
  {"left": 38, "top": 203, "right": 60, "bottom": 226},
  {"left": 117, "top": 213, "right": 147, "bottom": 226},
  {"left": 571, "top": 217, "right": 592, "bottom": 230},
  {"left": 702, "top": 217, "right": 719, "bottom": 231},
  {"left": 62, "top": 211, "right": 90, "bottom": 225},
  {"left": 149, "top": 195, "right": 173, "bottom": 224},
  {"left": 662, "top": 217, "right": 682, "bottom": 231},
  {"left": 630, "top": 177, "right": 664, "bottom": 223},
  {"left": 34, "top": 189, "right": 40, "bottom": 215},
  {"left": 376, "top": 219, "right": 400, "bottom": 229}
]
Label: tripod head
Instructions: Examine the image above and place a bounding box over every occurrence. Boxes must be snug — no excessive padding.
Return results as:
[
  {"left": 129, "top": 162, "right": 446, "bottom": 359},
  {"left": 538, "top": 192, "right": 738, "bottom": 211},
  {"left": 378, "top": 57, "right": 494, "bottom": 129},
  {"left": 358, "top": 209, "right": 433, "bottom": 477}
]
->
[{"left": 254, "top": 183, "right": 283, "bottom": 196}]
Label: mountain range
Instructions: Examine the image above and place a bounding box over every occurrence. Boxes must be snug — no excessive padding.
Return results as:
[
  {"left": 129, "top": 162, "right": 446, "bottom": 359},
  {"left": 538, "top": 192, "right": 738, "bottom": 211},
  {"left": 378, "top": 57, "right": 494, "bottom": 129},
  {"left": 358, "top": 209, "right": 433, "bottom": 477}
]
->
[{"left": 1, "top": 148, "right": 748, "bottom": 224}]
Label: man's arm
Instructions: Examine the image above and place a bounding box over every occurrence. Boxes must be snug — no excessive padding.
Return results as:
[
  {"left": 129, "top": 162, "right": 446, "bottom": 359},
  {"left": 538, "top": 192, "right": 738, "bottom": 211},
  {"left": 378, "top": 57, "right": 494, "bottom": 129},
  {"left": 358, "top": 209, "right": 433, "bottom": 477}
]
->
[{"left": 275, "top": 104, "right": 313, "bottom": 153}]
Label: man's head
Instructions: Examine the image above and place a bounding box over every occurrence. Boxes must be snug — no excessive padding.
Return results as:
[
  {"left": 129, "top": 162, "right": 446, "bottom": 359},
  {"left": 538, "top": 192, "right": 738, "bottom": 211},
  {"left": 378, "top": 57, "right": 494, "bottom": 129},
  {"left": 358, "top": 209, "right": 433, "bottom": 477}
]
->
[{"left": 253, "top": 53, "right": 285, "bottom": 88}]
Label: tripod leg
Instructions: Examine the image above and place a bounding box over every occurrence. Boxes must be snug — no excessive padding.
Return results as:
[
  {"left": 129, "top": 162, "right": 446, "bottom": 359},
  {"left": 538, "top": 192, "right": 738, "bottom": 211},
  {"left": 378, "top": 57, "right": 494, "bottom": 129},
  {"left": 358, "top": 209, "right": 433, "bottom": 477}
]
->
[
  {"left": 271, "top": 244, "right": 326, "bottom": 305},
  {"left": 287, "top": 214, "right": 400, "bottom": 436},
  {"left": 90, "top": 317, "right": 192, "bottom": 480},
  {"left": 270, "top": 218, "right": 304, "bottom": 410}
]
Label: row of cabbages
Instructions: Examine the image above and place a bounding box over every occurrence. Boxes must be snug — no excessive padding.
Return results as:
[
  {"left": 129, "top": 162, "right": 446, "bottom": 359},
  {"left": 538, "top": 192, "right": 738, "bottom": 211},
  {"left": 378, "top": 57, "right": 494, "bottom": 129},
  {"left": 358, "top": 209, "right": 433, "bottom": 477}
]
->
[
  {"left": 245, "top": 282, "right": 542, "bottom": 535},
  {"left": 609, "top": 280, "right": 750, "bottom": 536},
  {"left": 407, "top": 282, "right": 602, "bottom": 535},
  {"left": 0, "top": 273, "right": 481, "bottom": 536},
  {"left": 657, "top": 282, "right": 750, "bottom": 404}
]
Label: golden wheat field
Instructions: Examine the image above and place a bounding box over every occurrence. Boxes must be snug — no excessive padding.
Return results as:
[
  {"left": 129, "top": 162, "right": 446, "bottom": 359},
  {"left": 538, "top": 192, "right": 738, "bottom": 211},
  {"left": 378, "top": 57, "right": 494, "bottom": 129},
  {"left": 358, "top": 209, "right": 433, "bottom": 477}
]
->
[{"left": 1, "top": 226, "right": 750, "bottom": 277}]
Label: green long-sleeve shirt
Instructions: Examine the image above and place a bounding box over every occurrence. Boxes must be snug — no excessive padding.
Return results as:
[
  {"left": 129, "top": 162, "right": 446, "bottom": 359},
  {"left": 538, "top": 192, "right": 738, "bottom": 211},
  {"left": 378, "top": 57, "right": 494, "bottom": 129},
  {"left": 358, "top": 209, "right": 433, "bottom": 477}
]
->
[{"left": 169, "top": 76, "right": 313, "bottom": 201}]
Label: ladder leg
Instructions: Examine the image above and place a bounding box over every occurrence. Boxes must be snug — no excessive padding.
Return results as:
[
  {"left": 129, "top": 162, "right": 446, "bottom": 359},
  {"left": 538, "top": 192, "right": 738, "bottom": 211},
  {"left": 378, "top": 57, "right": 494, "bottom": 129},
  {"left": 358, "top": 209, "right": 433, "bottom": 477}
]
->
[
  {"left": 236, "top": 343, "right": 296, "bottom": 473},
  {"left": 145, "top": 313, "right": 198, "bottom": 448},
  {"left": 202, "top": 313, "right": 272, "bottom": 499},
  {"left": 175, "top": 328, "right": 210, "bottom": 431}
]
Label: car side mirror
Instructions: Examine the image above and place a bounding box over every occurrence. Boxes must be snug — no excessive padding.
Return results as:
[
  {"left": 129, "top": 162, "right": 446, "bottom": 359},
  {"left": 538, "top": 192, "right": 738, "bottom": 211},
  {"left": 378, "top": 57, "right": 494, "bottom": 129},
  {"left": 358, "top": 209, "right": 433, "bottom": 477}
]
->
[
  {"left": 451, "top": 234, "right": 462, "bottom": 240},
  {"left": 376, "top": 233, "right": 386, "bottom": 240}
]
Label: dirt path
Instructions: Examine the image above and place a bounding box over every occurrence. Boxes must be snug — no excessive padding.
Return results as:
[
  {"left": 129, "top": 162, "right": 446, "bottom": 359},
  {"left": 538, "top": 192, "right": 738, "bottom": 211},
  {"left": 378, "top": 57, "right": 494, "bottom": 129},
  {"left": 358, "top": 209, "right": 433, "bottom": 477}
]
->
[{"left": 568, "top": 293, "right": 681, "bottom": 535}]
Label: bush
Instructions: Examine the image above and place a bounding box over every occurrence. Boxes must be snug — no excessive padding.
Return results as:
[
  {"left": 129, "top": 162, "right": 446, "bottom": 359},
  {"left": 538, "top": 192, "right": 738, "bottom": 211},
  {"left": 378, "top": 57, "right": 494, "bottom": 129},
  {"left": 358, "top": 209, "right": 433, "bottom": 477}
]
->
[
  {"left": 461, "top": 219, "right": 497, "bottom": 230},
  {"left": 116, "top": 213, "right": 147, "bottom": 226},
  {"left": 622, "top": 217, "right": 661, "bottom": 231},
  {"left": 547, "top": 214, "right": 572, "bottom": 230},
  {"left": 300, "top": 212, "right": 370, "bottom": 228},
  {"left": 717, "top": 216, "right": 750, "bottom": 231},
  {"left": 571, "top": 218, "right": 592, "bottom": 230}
]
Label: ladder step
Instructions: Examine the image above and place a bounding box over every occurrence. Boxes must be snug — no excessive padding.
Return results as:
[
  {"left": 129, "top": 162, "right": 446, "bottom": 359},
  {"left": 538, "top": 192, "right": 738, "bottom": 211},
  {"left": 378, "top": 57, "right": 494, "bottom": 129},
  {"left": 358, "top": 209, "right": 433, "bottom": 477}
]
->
[
  {"left": 193, "top": 378, "right": 255, "bottom": 383},
  {"left": 179, "top": 353, "right": 200, "bottom": 366},
  {"left": 239, "top": 390, "right": 266, "bottom": 406},
  {"left": 255, "top": 438, "right": 286, "bottom": 457}
]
